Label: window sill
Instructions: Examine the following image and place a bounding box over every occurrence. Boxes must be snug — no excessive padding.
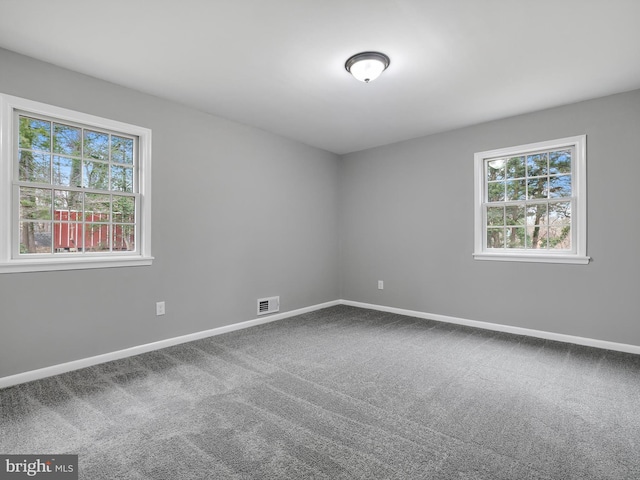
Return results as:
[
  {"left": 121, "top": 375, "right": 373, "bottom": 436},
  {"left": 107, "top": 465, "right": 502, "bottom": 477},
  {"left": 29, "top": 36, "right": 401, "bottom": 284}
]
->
[
  {"left": 473, "top": 252, "right": 590, "bottom": 265},
  {"left": 0, "top": 255, "right": 154, "bottom": 274}
]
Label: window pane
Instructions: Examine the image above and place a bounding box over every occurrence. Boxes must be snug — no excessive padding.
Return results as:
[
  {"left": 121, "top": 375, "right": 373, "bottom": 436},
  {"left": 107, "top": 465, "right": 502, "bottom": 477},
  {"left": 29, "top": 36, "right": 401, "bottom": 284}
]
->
[
  {"left": 85, "top": 223, "right": 110, "bottom": 252},
  {"left": 549, "top": 201, "right": 571, "bottom": 224},
  {"left": 549, "top": 175, "right": 571, "bottom": 198},
  {"left": 20, "top": 187, "right": 52, "bottom": 220},
  {"left": 506, "top": 227, "right": 525, "bottom": 248},
  {"left": 53, "top": 222, "right": 83, "bottom": 252},
  {"left": 549, "top": 201, "right": 571, "bottom": 250},
  {"left": 487, "top": 182, "right": 505, "bottom": 202},
  {"left": 112, "top": 136, "right": 134, "bottom": 164},
  {"left": 549, "top": 225, "right": 571, "bottom": 250},
  {"left": 549, "top": 150, "right": 571, "bottom": 174},
  {"left": 506, "top": 156, "right": 525, "bottom": 179},
  {"left": 505, "top": 205, "right": 525, "bottom": 225},
  {"left": 112, "top": 195, "right": 135, "bottom": 223},
  {"left": 486, "top": 206, "right": 504, "bottom": 226},
  {"left": 110, "top": 165, "right": 133, "bottom": 192},
  {"left": 526, "top": 204, "right": 548, "bottom": 226},
  {"left": 84, "top": 130, "right": 109, "bottom": 161},
  {"left": 53, "top": 123, "right": 81, "bottom": 156},
  {"left": 506, "top": 179, "right": 526, "bottom": 201},
  {"left": 19, "top": 151, "right": 50, "bottom": 183},
  {"left": 526, "top": 153, "right": 548, "bottom": 177},
  {"left": 113, "top": 224, "right": 135, "bottom": 251},
  {"left": 486, "top": 159, "right": 505, "bottom": 181},
  {"left": 53, "top": 156, "right": 82, "bottom": 187},
  {"left": 487, "top": 227, "right": 504, "bottom": 248},
  {"left": 20, "top": 222, "right": 52, "bottom": 254},
  {"left": 19, "top": 117, "right": 51, "bottom": 151},
  {"left": 527, "top": 225, "right": 548, "bottom": 249},
  {"left": 527, "top": 177, "right": 548, "bottom": 199},
  {"left": 54, "top": 190, "right": 83, "bottom": 215},
  {"left": 85, "top": 193, "right": 111, "bottom": 222},
  {"left": 83, "top": 161, "right": 109, "bottom": 190}
]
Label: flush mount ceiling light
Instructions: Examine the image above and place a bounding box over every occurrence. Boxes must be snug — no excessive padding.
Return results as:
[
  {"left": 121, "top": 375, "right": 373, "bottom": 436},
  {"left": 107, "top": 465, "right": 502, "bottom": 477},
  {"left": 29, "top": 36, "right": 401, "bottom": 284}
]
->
[{"left": 345, "top": 51, "right": 390, "bottom": 83}]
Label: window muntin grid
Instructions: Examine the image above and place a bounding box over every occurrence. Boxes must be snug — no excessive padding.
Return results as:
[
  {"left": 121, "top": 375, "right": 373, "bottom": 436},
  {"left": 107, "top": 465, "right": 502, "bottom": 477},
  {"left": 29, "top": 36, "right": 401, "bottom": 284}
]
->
[
  {"left": 483, "top": 147, "right": 574, "bottom": 252},
  {"left": 16, "top": 113, "right": 137, "bottom": 256}
]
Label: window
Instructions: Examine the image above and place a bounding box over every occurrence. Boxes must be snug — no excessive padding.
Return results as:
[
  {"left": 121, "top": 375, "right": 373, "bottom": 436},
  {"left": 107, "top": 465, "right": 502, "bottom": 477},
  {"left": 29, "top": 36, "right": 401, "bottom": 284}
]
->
[
  {"left": 474, "top": 135, "right": 588, "bottom": 264},
  {"left": 0, "top": 93, "right": 152, "bottom": 273}
]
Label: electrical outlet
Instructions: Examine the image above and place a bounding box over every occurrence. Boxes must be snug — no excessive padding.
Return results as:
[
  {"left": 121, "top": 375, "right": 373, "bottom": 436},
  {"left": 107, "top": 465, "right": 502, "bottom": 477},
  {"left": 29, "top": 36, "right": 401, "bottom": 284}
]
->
[
  {"left": 378, "top": 280, "right": 384, "bottom": 290},
  {"left": 156, "top": 301, "right": 166, "bottom": 316}
]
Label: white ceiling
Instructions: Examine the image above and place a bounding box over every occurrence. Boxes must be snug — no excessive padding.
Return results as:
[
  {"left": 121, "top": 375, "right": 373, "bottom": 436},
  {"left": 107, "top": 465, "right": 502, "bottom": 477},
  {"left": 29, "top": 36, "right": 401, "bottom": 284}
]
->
[{"left": 1, "top": 0, "right": 639, "bottom": 154}]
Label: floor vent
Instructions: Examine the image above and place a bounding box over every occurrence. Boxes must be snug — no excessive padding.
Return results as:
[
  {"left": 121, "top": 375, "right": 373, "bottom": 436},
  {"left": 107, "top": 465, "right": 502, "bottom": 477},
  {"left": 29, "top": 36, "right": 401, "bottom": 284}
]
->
[{"left": 257, "top": 296, "right": 280, "bottom": 315}]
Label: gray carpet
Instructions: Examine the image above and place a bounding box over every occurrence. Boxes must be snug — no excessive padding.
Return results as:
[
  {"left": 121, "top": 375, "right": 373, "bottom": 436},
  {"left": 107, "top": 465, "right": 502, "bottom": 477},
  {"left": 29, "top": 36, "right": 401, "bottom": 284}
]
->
[{"left": 1, "top": 305, "right": 639, "bottom": 479}]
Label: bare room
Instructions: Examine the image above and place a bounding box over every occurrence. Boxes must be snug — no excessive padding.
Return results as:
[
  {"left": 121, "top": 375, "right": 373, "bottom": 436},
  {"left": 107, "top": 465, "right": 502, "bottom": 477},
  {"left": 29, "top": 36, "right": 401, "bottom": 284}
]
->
[{"left": 1, "top": 1, "right": 639, "bottom": 479}]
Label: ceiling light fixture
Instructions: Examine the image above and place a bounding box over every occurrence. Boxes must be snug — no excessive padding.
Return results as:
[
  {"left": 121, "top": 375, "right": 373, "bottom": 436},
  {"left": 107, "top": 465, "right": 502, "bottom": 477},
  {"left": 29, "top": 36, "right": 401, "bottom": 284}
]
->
[{"left": 345, "top": 51, "right": 390, "bottom": 83}]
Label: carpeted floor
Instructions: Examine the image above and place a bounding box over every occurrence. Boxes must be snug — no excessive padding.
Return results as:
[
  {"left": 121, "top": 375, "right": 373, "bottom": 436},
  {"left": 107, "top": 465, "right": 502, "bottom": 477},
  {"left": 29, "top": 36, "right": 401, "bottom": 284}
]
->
[{"left": 1, "top": 305, "right": 639, "bottom": 479}]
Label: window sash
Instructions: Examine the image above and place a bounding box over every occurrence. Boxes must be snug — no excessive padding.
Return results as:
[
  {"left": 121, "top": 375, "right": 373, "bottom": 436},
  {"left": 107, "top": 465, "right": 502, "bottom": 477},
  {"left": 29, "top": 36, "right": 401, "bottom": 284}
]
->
[
  {"left": 13, "top": 111, "right": 140, "bottom": 258},
  {"left": 481, "top": 145, "right": 575, "bottom": 253},
  {"left": 13, "top": 184, "right": 139, "bottom": 258}
]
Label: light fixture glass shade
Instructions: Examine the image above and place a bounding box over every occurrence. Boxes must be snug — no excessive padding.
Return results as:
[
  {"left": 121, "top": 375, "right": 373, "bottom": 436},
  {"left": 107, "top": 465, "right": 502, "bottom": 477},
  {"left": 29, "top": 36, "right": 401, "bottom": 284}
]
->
[{"left": 345, "top": 52, "right": 390, "bottom": 83}]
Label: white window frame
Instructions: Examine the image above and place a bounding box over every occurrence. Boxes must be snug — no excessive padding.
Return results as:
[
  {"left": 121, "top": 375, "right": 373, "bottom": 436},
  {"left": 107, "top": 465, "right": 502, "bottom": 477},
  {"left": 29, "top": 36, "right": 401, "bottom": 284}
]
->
[
  {"left": 473, "top": 135, "right": 589, "bottom": 265},
  {"left": 0, "top": 93, "right": 153, "bottom": 273}
]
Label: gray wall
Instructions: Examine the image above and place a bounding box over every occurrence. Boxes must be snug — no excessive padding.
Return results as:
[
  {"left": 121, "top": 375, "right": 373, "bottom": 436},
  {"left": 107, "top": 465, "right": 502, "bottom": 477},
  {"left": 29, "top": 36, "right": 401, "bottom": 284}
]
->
[
  {"left": 339, "top": 89, "right": 640, "bottom": 346},
  {"left": 2, "top": 47, "right": 639, "bottom": 380},
  {"left": 0, "top": 49, "right": 340, "bottom": 378}
]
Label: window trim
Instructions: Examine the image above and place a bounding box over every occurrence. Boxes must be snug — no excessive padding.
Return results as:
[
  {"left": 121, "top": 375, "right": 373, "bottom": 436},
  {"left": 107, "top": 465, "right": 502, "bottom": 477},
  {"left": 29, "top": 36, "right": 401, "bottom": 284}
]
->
[
  {"left": 473, "top": 135, "right": 589, "bottom": 265},
  {"left": 0, "top": 93, "right": 153, "bottom": 273}
]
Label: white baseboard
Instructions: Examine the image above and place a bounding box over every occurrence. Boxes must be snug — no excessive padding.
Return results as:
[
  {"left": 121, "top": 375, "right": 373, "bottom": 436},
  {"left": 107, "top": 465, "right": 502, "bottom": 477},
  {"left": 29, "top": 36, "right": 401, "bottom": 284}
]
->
[
  {"left": 340, "top": 299, "right": 640, "bottom": 355},
  {"left": 3, "top": 298, "right": 638, "bottom": 389},
  {"left": 0, "top": 300, "right": 340, "bottom": 389}
]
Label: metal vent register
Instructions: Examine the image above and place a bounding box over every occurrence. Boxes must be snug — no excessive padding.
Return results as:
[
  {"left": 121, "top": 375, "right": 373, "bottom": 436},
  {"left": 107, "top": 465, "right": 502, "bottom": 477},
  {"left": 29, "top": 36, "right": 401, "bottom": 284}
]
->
[{"left": 257, "top": 296, "right": 279, "bottom": 315}]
